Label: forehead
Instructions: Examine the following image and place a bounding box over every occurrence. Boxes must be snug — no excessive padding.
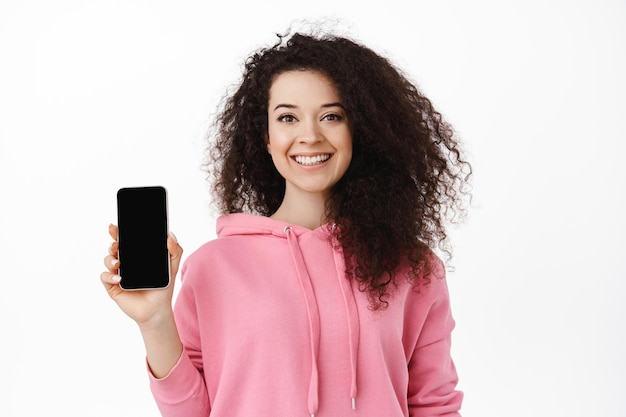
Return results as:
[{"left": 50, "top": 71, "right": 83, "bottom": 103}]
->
[{"left": 268, "top": 70, "right": 340, "bottom": 103}]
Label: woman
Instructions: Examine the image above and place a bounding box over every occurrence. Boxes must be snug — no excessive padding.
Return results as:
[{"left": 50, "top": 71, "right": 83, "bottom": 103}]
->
[{"left": 102, "top": 31, "right": 471, "bottom": 417}]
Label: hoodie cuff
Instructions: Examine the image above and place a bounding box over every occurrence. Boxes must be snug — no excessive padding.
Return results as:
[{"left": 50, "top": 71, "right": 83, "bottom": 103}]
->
[{"left": 147, "top": 351, "right": 201, "bottom": 403}]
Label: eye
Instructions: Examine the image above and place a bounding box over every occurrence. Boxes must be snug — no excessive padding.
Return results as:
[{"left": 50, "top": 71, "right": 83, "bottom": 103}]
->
[
  {"left": 322, "top": 113, "right": 344, "bottom": 122},
  {"left": 277, "top": 114, "right": 297, "bottom": 123}
]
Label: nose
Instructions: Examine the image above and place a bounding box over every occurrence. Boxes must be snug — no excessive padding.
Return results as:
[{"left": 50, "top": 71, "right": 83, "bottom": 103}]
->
[{"left": 298, "top": 120, "right": 323, "bottom": 144}]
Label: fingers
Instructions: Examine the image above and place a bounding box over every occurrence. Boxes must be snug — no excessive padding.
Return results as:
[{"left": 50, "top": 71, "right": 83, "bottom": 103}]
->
[
  {"left": 108, "top": 223, "right": 118, "bottom": 241},
  {"left": 104, "top": 254, "right": 119, "bottom": 272},
  {"left": 103, "top": 225, "right": 121, "bottom": 288},
  {"left": 108, "top": 240, "right": 118, "bottom": 257},
  {"left": 100, "top": 270, "right": 122, "bottom": 286},
  {"left": 102, "top": 249, "right": 121, "bottom": 286}
]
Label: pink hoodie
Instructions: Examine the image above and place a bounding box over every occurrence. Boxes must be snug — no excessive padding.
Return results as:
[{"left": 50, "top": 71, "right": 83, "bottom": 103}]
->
[{"left": 150, "top": 213, "right": 463, "bottom": 416}]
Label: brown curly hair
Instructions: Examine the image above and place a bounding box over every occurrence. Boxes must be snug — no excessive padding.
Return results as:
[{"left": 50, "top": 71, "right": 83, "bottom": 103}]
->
[{"left": 207, "top": 31, "right": 472, "bottom": 309}]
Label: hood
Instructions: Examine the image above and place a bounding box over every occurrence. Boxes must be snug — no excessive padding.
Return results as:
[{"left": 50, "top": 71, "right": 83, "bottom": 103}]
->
[
  {"left": 217, "top": 212, "right": 330, "bottom": 239},
  {"left": 216, "top": 213, "right": 360, "bottom": 417}
]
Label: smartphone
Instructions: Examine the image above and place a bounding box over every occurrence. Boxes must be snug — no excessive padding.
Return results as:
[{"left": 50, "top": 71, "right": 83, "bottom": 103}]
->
[{"left": 116, "top": 186, "right": 170, "bottom": 290}]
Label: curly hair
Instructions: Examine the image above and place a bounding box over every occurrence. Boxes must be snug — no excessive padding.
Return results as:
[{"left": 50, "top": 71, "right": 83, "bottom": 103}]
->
[{"left": 207, "top": 31, "right": 472, "bottom": 309}]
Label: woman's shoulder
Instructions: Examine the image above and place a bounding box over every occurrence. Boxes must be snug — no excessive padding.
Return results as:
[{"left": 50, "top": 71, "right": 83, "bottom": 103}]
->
[
  {"left": 182, "top": 234, "right": 242, "bottom": 269},
  {"left": 395, "top": 248, "right": 450, "bottom": 302}
]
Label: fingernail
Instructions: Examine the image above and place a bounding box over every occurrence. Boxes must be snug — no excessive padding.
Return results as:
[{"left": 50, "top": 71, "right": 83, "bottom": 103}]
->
[
  {"left": 110, "top": 258, "right": 118, "bottom": 266},
  {"left": 112, "top": 275, "right": 121, "bottom": 283},
  {"left": 169, "top": 232, "right": 178, "bottom": 243}
]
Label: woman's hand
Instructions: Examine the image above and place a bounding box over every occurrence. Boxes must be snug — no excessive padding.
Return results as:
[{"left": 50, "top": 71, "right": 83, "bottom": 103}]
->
[{"left": 100, "top": 223, "right": 183, "bottom": 327}]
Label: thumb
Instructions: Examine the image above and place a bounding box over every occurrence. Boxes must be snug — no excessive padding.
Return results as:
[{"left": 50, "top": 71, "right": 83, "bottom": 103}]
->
[{"left": 168, "top": 232, "right": 184, "bottom": 279}]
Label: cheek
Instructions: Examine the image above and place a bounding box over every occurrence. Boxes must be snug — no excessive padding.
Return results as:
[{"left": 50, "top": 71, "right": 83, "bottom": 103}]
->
[
  {"left": 266, "top": 129, "right": 290, "bottom": 153},
  {"left": 342, "top": 131, "right": 353, "bottom": 156}
]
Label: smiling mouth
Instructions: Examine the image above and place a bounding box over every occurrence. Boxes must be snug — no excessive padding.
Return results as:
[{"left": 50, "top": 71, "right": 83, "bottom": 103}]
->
[{"left": 293, "top": 154, "right": 332, "bottom": 166}]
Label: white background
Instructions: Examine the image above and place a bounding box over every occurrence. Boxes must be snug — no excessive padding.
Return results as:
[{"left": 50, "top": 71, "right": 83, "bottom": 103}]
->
[{"left": 1, "top": 0, "right": 625, "bottom": 416}]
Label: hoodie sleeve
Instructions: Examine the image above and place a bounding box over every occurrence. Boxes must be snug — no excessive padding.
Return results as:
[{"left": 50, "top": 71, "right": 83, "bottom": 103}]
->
[
  {"left": 148, "top": 260, "right": 212, "bottom": 417},
  {"left": 407, "top": 262, "right": 464, "bottom": 417}
]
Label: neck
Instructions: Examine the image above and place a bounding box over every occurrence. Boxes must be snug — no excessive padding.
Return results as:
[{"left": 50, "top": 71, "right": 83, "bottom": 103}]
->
[{"left": 270, "top": 190, "right": 328, "bottom": 230}]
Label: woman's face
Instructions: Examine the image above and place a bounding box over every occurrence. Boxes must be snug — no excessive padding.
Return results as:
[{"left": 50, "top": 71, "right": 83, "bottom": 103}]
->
[{"left": 266, "top": 70, "right": 353, "bottom": 201}]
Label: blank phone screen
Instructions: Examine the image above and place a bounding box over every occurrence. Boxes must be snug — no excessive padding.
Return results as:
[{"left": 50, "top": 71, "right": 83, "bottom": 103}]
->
[{"left": 116, "top": 186, "right": 170, "bottom": 290}]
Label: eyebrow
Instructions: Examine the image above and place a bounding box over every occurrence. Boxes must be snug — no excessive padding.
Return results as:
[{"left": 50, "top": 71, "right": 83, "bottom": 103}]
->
[{"left": 272, "top": 102, "right": 345, "bottom": 111}]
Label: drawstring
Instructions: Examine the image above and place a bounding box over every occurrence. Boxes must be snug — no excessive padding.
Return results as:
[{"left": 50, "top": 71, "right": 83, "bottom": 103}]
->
[
  {"left": 284, "top": 226, "right": 321, "bottom": 417},
  {"left": 332, "top": 239, "right": 360, "bottom": 410},
  {"left": 284, "top": 225, "right": 360, "bottom": 415}
]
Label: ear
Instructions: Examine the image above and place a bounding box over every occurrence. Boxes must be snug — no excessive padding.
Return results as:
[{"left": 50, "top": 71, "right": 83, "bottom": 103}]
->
[{"left": 264, "top": 133, "right": 271, "bottom": 153}]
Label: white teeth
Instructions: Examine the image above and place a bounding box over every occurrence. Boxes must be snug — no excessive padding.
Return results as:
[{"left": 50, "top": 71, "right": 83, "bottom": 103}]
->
[{"left": 294, "top": 154, "right": 331, "bottom": 166}]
